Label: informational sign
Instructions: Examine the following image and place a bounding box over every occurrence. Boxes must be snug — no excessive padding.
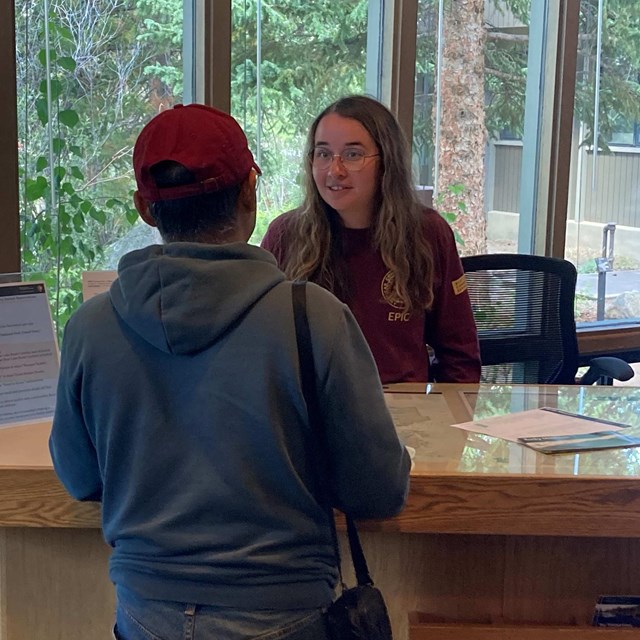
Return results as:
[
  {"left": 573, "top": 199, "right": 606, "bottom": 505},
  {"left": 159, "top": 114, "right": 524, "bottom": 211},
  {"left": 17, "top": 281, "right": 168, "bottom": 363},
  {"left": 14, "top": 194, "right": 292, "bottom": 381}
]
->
[
  {"left": 0, "top": 282, "right": 59, "bottom": 428},
  {"left": 82, "top": 270, "right": 117, "bottom": 301}
]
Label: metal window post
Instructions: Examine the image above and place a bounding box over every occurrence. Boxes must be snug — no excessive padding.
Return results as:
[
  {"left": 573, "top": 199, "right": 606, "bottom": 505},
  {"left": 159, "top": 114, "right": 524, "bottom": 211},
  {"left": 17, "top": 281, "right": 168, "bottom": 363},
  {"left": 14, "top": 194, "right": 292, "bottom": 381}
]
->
[{"left": 595, "top": 222, "right": 616, "bottom": 321}]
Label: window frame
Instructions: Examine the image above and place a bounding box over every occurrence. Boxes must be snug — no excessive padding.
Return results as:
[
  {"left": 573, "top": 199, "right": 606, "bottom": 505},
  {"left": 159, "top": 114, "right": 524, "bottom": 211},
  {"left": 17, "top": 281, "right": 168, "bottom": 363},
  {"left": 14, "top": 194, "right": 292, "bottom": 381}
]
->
[{"left": 0, "top": 0, "right": 20, "bottom": 275}]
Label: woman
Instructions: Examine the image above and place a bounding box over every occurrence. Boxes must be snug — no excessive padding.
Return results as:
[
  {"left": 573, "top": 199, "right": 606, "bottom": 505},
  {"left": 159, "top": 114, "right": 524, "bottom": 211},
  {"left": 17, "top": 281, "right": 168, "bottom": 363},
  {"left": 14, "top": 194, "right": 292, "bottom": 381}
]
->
[{"left": 261, "top": 95, "right": 480, "bottom": 384}]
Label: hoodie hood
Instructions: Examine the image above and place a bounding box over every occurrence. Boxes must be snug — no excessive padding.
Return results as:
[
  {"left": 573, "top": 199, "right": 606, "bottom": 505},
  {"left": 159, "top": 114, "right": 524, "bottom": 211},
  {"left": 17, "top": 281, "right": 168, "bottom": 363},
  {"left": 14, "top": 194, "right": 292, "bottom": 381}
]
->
[{"left": 110, "top": 242, "right": 285, "bottom": 355}]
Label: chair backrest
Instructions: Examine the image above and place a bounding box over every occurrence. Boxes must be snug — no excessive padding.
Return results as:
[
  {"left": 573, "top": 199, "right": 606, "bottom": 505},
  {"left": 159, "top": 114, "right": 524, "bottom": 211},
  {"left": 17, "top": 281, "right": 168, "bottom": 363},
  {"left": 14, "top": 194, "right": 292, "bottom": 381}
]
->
[{"left": 461, "top": 253, "right": 580, "bottom": 384}]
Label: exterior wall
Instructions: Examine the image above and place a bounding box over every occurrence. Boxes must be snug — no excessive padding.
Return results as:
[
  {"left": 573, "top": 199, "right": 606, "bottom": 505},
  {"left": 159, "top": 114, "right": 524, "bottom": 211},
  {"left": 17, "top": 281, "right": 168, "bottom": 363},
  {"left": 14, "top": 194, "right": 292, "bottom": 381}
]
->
[
  {"left": 486, "top": 210, "right": 640, "bottom": 261},
  {"left": 491, "top": 142, "right": 521, "bottom": 213},
  {"left": 485, "top": 2, "right": 522, "bottom": 30},
  {"left": 573, "top": 150, "right": 640, "bottom": 227},
  {"left": 489, "top": 141, "right": 640, "bottom": 229}
]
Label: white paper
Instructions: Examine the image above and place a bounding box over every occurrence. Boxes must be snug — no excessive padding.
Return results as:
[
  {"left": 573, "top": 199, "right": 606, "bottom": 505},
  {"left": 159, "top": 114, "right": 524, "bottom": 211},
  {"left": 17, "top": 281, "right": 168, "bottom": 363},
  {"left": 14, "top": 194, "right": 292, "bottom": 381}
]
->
[
  {"left": 385, "top": 392, "right": 470, "bottom": 466},
  {"left": 451, "top": 407, "right": 628, "bottom": 444},
  {"left": 82, "top": 270, "right": 117, "bottom": 301},
  {"left": 0, "top": 282, "right": 59, "bottom": 428}
]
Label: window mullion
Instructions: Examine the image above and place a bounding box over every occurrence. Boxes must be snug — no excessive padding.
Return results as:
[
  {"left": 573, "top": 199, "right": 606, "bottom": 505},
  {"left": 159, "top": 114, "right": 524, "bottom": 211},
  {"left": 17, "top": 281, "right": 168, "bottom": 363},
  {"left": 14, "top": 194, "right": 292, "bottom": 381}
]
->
[
  {"left": 376, "top": 0, "right": 418, "bottom": 143},
  {"left": 543, "top": 0, "right": 580, "bottom": 258},
  {"left": 0, "top": 0, "right": 20, "bottom": 274},
  {"left": 197, "top": 0, "right": 231, "bottom": 112}
]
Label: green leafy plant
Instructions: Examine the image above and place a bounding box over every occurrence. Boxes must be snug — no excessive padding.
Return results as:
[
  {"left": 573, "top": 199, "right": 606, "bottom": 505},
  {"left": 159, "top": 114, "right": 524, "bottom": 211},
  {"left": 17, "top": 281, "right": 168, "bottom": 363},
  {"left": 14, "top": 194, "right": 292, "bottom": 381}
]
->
[
  {"left": 19, "top": 20, "right": 138, "bottom": 335},
  {"left": 434, "top": 182, "right": 466, "bottom": 246}
]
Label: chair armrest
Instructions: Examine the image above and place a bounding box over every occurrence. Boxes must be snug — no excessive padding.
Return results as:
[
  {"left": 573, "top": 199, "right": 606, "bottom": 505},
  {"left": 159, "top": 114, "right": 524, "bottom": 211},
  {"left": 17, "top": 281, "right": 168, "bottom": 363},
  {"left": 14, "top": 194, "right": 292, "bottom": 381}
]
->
[{"left": 579, "top": 356, "right": 635, "bottom": 385}]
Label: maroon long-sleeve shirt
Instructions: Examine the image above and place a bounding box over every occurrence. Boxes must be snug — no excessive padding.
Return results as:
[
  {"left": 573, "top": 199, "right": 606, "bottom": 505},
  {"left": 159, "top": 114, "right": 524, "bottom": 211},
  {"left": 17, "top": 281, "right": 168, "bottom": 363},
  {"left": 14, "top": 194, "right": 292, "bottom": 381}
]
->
[{"left": 261, "top": 208, "right": 481, "bottom": 384}]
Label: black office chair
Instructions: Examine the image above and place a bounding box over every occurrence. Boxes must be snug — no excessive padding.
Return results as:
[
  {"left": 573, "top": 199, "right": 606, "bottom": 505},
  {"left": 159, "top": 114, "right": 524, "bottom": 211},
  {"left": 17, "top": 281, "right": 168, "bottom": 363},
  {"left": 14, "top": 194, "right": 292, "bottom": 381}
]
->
[{"left": 461, "top": 253, "right": 634, "bottom": 385}]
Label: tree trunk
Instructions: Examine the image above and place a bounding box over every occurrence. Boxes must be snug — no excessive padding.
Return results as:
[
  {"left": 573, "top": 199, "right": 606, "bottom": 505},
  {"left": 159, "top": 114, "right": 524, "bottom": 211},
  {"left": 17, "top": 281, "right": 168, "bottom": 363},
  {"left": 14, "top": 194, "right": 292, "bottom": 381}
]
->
[{"left": 436, "top": 0, "right": 487, "bottom": 256}]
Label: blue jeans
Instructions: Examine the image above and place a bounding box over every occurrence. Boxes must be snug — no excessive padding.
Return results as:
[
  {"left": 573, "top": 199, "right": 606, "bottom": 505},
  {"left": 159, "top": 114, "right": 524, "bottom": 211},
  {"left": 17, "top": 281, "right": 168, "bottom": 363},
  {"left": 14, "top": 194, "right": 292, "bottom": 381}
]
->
[{"left": 113, "top": 586, "right": 330, "bottom": 640}]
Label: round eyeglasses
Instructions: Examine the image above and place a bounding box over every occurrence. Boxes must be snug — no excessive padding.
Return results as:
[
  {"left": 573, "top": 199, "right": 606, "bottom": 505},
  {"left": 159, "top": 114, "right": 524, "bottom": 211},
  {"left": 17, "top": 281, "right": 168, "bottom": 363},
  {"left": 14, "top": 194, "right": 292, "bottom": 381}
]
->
[{"left": 311, "top": 147, "right": 380, "bottom": 172}]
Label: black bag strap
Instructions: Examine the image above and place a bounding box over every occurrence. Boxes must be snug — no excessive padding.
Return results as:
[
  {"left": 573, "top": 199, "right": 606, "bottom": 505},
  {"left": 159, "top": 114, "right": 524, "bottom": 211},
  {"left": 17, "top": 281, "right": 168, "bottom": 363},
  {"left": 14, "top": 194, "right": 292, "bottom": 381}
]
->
[
  {"left": 346, "top": 515, "right": 372, "bottom": 586},
  {"left": 291, "top": 280, "right": 373, "bottom": 587}
]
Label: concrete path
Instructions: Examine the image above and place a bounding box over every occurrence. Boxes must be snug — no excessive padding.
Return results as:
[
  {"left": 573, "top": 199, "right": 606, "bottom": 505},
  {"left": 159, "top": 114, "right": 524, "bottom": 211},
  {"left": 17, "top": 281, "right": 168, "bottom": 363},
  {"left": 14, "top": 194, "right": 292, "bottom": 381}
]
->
[{"left": 576, "top": 270, "right": 640, "bottom": 298}]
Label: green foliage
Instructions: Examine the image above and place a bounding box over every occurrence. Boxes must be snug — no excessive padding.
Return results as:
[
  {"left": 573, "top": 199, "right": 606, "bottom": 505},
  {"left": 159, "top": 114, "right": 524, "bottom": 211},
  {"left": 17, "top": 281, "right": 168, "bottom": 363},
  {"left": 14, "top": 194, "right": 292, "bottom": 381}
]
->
[
  {"left": 572, "top": 1, "right": 640, "bottom": 150},
  {"left": 17, "top": 0, "right": 371, "bottom": 326},
  {"left": 484, "top": 36, "right": 528, "bottom": 138},
  {"left": 136, "top": 0, "right": 184, "bottom": 94},
  {"left": 415, "top": 0, "right": 640, "bottom": 180},
  {"left": 435, "top": 183, "right": 466, "bottom": 246},
  {"left": 231, "top": 0, "right": 369, "bottom": 237},
  {"left": 490, "top": 0, "right": 640, "bottom": 149},
  {"left": 577, "top": 260, "right": 598, "bottom": 275},
  {"left": 16, "top": 1, "right": 160, "bottom": 334},
  {"left": 15, "top": 0, "right": 640, "bottom": 332},
  {"left": 413, "top": 0, "right": 530, "bottom": 181},
  {"left": 413, "top": 1, "right": 438, "bottom": 183}
]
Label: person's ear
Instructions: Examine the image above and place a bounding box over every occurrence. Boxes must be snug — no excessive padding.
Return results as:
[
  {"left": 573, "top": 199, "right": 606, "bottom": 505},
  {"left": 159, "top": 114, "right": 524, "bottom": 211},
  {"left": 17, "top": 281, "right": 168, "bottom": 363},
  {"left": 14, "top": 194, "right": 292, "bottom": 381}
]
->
[
  {"left": 236, "top": 170, "right": 258, "bottom": 240},
  {"left": 134, "top": 191, "right": 157, "bottom": 227},
  {"left": 239, "top": 169, "right": 258, "bottom": 206}
]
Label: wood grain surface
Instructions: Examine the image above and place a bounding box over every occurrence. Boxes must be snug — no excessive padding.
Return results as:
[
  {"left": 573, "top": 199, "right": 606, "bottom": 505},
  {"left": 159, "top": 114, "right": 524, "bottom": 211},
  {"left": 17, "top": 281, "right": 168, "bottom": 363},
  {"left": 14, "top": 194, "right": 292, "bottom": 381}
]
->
[
  {"left": 0, "top": 527, "right": 113, "bottom": 640},
  {"left": 4, "top": 528, "right": 640, "bottom": 640},
  {"left": 356, "top": 532, "right": 640, "bottom": 640},
  {"left": 409, "top": 621, "right": 640, "bottom": 640},
  {"left": 345, "top": 473, "right": 640, "bottom": 537},
  {"left": 0, "top": 469, "right": 100, "bottom": 528},
  {"left": 5, "top": 466, "right": 640, "bottom": 538}
]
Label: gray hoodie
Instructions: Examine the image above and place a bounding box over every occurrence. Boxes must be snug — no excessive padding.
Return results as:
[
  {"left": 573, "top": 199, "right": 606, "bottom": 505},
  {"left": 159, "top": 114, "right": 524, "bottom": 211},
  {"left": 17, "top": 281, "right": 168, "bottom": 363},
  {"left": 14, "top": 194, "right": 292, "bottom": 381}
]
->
[{"left": 50, "top": 241, "right": 410, "bottom": 609}]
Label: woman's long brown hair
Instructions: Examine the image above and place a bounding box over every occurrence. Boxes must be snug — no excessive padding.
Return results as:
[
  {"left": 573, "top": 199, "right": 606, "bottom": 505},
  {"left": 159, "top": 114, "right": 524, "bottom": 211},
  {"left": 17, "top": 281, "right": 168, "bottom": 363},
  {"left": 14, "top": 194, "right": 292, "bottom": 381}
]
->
[{"left": 282, "top": 95, "right": 434, "bottom": 312}]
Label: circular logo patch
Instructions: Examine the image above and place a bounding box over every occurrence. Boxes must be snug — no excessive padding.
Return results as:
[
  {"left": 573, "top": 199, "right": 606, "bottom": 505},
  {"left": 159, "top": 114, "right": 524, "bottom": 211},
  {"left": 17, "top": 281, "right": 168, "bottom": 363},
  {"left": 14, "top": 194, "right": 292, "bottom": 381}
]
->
[{"left": 381, "top": 270, "right": 404, "bottom": 309}]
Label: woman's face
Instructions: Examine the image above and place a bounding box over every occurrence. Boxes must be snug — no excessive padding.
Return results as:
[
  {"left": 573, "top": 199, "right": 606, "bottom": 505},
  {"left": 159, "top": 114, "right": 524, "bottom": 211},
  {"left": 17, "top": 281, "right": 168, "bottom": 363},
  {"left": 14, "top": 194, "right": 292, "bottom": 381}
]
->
[{"left": 311, "top": 113, "right": 380, "bottom": 228}]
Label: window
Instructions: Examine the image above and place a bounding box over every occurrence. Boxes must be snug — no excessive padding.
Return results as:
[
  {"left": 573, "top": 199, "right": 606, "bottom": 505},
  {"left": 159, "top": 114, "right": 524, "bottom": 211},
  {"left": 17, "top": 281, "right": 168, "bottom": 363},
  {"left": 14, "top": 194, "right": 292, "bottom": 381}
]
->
[
  {"left": 3, "top": 0, "right": 639, "bottom": 346},
  {"left": 567, "top": 0, "right": 640, "bottom": 325},
  {"left": 14, "top": 0, "right": 187, "bottom": 331},
  {"left": 230, "top": 0, "right": 370, "bottom": 243},
  {"left": 413, "top": 0, "right": 534, "bottom": 257},
  {"left": 608, "top": 115, "right": 640, "bottom": 148},
  {"left": 412, "top": 0, "right": 640, "bottom": 334}
]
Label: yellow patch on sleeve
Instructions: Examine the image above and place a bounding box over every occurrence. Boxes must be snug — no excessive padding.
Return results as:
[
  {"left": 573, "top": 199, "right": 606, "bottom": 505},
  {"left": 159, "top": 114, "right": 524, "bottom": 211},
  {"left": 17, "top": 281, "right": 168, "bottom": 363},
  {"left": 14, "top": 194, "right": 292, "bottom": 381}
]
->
[{"left": 451, "top": 274, "right": 468, "bottom": 295}]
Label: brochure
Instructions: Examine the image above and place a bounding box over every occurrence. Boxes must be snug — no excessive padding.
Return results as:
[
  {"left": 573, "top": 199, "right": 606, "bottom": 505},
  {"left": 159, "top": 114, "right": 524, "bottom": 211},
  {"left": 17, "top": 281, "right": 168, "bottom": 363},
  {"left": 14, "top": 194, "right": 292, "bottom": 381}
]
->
[
  {"left": 452, "top": 406, "right": 640, "bottom": 454},
  {"left": 593, "top": 595, "right": 640, "bottom": 627},
  {"left": 518, "top": 429, "right": 640, "bottom": 454}
]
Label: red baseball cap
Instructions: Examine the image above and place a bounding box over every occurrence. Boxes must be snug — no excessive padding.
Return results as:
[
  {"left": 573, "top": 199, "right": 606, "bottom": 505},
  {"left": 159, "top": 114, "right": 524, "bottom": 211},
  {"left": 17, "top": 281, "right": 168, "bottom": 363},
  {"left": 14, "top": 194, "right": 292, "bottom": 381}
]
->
[{"left": 133, "top": 103, "right": 261, "bottom": 202}]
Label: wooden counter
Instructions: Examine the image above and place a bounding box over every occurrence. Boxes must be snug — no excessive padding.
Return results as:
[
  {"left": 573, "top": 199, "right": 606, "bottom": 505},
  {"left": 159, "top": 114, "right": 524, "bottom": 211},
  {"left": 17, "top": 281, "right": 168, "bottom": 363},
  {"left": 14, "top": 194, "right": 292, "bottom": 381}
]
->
[{"left": 2, "top": 383, "right": 640, "bottom": 639}]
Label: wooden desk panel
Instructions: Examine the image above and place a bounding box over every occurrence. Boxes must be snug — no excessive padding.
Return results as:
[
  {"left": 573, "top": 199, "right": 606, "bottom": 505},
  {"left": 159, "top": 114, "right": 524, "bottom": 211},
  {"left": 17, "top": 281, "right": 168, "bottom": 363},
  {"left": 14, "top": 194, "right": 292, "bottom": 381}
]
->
[
  {"left": 353, "top": 532, "right": 640, "bottom": 640},
  {"left": 1, "top": 528, "right": 113, "bottom": 640},
  {"left": 6, "top": 467, "right": 640, "bottom": 538},
  {"left": 385, "top": 474, "right": 640, "bottom": 537}
]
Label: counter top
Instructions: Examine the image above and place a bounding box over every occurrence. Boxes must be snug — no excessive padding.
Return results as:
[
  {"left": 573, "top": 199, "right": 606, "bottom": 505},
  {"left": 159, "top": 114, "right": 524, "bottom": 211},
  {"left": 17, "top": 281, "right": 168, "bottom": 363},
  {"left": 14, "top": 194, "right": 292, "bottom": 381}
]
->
[{"left": 3, "top": 383, "right": 640, "bottom": 536}]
